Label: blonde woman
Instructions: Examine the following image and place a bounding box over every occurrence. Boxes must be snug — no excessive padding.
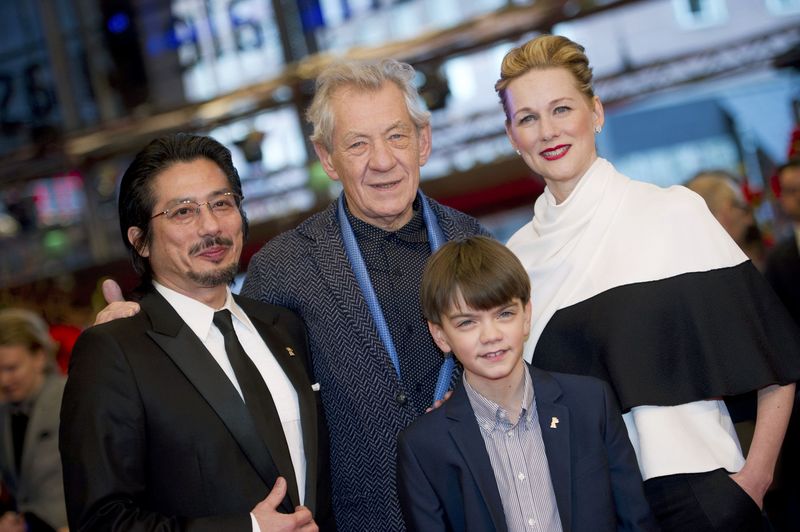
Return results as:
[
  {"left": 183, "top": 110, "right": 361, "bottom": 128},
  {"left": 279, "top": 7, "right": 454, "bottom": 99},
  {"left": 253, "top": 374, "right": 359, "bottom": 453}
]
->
[{"left": 497, "top": 34, "right": 800, "bottom": 532}]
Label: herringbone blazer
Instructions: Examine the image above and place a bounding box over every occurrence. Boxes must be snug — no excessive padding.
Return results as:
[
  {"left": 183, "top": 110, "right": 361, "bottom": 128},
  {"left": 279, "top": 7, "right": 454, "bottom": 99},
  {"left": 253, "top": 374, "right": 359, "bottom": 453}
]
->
[{"left": 242, "top": 197, "right": 489, "bottom": 531}]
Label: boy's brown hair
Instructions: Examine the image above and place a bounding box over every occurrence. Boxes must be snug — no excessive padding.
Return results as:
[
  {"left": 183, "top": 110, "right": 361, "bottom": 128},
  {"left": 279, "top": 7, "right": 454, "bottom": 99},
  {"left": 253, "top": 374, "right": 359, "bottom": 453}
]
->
[{"left": 421, "top": 236, "right": 531, "bottom": 324}]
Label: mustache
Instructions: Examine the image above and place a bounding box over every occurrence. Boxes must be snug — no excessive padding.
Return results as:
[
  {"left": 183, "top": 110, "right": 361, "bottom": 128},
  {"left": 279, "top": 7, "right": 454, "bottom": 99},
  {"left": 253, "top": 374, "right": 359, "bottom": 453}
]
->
[{"left": 189, "top": 236, "right": 234, "bottom": 256}]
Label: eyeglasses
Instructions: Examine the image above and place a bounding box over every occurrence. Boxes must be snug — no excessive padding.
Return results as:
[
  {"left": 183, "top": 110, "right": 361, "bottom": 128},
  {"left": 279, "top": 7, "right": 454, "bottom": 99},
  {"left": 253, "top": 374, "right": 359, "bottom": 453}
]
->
[{"left": 151, "top": 192, "right": 243, "bottom": 224}]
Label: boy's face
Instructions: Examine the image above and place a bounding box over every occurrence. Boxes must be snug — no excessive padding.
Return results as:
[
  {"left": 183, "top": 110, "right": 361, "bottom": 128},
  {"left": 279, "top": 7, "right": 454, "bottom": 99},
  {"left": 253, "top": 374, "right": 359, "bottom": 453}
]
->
[{"left": 428, "top": 297, "right": 532, "bottom": 389}]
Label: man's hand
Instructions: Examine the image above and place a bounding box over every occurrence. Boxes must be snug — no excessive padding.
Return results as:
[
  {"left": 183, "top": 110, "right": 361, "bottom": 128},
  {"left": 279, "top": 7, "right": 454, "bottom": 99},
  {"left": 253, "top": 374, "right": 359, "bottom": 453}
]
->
[
  {"left": 426, "top": 390, "right": 453, "bottom": 413},
  {"left": 0, "top": 512, "right": 25, "bottom": 532},
  {"left": 252, "top": 477, "right": 318, "bottom": 532},
  {"left": 94, "top": 279, "right": 141, "bottom": 325}
]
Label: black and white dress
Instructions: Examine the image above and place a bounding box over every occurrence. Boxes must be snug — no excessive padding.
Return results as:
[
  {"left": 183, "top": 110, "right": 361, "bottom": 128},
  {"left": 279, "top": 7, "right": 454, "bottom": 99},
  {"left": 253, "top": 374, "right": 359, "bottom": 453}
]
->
[{"left": 508, "top": 157, "right": 800, "bottom": 481}]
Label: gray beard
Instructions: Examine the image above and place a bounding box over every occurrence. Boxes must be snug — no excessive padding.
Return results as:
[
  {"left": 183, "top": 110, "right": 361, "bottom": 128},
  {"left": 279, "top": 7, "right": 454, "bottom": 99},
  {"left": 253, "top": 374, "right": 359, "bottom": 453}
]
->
[{"left": 186, "top": 262, "right": 239, "bottom": 287}]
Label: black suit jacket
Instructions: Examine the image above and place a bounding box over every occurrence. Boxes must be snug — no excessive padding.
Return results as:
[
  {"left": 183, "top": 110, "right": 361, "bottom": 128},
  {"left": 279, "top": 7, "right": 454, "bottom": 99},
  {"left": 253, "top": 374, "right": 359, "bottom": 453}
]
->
[
  {"left": 397, "top": 366, "right": 657, "bottom": 532},
  {"left": 60, "top": 290, "right": 334, "bottom": 531},
  {"left": 765, "top": 235, "right": 800, "bottom": 327}
]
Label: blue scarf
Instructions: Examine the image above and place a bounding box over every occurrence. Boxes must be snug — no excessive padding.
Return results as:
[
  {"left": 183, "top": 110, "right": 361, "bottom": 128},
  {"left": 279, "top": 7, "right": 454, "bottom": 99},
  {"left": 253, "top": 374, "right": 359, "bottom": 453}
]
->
[{"left": 337, "top": 191, "right": 454, "bottom": 403}]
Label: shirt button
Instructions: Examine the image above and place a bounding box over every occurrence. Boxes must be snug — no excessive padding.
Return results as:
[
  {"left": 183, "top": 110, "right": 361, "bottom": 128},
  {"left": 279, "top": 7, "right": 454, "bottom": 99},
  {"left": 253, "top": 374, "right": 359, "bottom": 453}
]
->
[
  {"left": 518, "top": 472, "right": 526, "bottom": 481},
  {"left": 395, "top": 391, "right": 408, "bottom": 406},
  {"left": 507, "top": 431, "right": 513, "bottom": 437},
  {"left": 528, "top": 517, "right": 536, "bottom": 527}
]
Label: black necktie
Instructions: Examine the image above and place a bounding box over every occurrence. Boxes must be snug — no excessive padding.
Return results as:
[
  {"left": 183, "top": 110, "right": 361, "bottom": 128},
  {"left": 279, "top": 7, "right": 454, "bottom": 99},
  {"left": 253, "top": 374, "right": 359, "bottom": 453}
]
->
[{"left": 212, "top": 310, "right": 296, "bottom": 495}]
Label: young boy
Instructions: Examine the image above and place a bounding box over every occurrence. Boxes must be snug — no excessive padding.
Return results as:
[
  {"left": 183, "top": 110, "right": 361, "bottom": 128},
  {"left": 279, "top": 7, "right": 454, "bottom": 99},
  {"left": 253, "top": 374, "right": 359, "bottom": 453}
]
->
[{"left": 396, "top": 236, "right": 657, "bottom": 532}]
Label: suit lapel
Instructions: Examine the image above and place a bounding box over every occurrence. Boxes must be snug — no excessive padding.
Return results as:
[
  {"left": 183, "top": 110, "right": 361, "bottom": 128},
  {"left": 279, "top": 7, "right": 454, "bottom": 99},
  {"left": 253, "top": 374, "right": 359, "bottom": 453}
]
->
[
  {"left": 141, "top": 292, "right": 294, "bottom": 513},
  {"left": 240, "top": 298, "right": 315, "bottom": 512},
  {"left": 305, "top": 209, "right": 400, "bottom": 386},
  {"left": 446, "top": 383, "right": 508, "bottom": 532},
  {"left": 532, "top": 368, "right": 572, "bottom": 532}
]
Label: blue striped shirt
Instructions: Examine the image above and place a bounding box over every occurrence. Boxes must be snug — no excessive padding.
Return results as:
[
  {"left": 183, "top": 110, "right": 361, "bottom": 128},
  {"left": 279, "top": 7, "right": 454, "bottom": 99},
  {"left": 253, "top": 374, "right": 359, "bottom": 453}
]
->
[{"left": 463, "top": 365, "right": 563, "bottom": 532}]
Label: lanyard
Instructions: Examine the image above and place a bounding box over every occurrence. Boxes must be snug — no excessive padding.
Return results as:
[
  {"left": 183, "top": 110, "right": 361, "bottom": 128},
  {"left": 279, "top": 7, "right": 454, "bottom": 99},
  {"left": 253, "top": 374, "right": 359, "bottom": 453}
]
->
[{"left": 337, "top": 192, "right": 455, "bottom": 403}]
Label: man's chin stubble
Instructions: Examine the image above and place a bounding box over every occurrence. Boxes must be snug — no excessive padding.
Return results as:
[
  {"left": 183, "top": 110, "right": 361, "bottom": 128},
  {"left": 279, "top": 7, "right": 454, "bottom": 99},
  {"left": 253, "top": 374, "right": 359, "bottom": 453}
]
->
[{"left": 187, "top": 262, "right": 239, "bottom": 287}]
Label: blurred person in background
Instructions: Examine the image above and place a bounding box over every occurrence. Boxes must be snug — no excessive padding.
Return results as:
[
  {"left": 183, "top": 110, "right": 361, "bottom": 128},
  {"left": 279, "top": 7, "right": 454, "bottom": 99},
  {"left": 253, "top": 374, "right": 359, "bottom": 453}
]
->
[
  {"left": 0, "top": 308, "right": 67, "bottom": 532},
  {"left": 497, "top": 34, "right": 800, "bottom": 532},
  {"left": 685, "top": 170, "right": 767, "bottom": 270},
  {"left": 765, "top": 158, "right": 800, "bottom": 325},
  {"left": 763, "top": 157, "right": 800, "bottom": 532}
]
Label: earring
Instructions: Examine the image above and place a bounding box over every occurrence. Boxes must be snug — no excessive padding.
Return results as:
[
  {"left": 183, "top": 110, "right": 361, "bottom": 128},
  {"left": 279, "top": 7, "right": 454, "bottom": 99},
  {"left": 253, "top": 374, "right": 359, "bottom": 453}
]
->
[
  {"left": 515, "top": 149, "right": 521, "bottom": 156},
  {"left": 594, "top": 125, "right": 602, "bottom": 134}
]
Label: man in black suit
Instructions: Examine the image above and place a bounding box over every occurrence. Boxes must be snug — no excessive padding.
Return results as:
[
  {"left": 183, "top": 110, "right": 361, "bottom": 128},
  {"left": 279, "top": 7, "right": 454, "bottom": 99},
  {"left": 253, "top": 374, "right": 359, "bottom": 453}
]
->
[{"left": 59, "top": 133, "right": 332, "bottom": 531}]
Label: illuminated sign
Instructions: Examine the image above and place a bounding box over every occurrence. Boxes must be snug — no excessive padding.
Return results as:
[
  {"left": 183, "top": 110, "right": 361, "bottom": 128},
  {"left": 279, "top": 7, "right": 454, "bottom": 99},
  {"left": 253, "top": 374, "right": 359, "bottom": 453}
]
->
[{"left": 146, "top": 0, "right": 286, "bottom": 101}]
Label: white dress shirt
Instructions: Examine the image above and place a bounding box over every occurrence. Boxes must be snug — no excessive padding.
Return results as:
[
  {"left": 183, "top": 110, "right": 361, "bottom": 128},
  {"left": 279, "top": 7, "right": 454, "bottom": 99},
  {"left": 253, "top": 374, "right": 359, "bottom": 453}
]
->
[{"left": 154, "top": 282, "right": 306, "bottom": 531}]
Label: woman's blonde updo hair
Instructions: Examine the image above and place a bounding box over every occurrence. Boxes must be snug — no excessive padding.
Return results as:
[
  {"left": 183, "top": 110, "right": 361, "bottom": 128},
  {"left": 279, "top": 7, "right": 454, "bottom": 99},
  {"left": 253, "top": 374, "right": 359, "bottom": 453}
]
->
[{"left": 495, "top": 34, "right": 595, "bottom": 120}]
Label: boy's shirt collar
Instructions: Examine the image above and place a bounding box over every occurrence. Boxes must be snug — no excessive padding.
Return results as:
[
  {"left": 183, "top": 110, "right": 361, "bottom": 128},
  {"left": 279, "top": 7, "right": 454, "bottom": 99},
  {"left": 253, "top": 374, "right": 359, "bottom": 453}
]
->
[{"left": 463, "top": 362, "right": 536, "bottom": 433}]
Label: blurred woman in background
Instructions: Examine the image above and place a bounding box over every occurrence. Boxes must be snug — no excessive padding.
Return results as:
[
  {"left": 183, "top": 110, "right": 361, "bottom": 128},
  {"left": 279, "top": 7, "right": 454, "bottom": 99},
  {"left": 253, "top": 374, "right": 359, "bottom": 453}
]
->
[{"left": 0, "top": 308, "right": 67, "bottom": 532}]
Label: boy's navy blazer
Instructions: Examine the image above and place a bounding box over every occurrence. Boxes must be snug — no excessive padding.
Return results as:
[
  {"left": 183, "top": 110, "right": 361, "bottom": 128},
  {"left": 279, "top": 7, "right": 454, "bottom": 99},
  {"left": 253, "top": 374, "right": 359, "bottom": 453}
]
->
[{"left": 397, "top": 365, "right": 658, "bottom": 532}]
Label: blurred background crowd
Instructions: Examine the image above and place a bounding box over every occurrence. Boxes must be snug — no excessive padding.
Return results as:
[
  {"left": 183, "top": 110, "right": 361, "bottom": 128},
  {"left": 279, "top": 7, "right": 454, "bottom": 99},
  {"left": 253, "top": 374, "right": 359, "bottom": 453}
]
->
[{"left": 0, "top": 1, "right": 799, "bottom": 531}]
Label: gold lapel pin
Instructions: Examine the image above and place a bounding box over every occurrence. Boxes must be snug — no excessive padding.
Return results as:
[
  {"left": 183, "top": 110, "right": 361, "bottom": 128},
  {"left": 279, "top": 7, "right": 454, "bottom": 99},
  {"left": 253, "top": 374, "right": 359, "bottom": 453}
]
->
[
  {"left": 286, "top": 347, "right": 296, "bottom": 357},
  {"left": 550, "top": 417, "right": 559, "bottom": 429}
]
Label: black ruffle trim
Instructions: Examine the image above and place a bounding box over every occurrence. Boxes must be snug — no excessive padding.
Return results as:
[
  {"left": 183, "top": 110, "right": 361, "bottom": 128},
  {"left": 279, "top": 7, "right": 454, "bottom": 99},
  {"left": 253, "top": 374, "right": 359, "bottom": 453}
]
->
[{"left": 533, "top": 262, "right": 800, "bottom": 412}]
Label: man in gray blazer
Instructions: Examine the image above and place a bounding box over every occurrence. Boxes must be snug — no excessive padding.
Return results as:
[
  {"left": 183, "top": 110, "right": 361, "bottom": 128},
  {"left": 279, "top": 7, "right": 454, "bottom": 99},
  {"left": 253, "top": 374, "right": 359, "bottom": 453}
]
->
[
  {"left": 0, "top": 309, "right": 67, "bottom": 532},
  {"left": 241, "top": 60, "right": 489, "bottom": 531}
]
